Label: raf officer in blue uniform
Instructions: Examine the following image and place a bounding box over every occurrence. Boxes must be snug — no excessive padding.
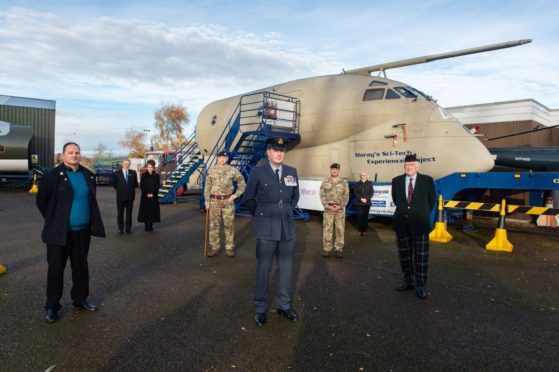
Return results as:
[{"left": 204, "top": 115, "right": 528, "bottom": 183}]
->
[{"left": 242, "top": 137, "right": 300, "bottom": 326}]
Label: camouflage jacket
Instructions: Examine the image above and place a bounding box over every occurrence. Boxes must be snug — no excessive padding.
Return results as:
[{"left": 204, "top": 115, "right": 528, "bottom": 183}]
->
[
  {"left": 320, "top": 177, "right": 349, "bottom": 209},
  {"left": 204, "top": 164, "right": 246, "bottom": 201}
]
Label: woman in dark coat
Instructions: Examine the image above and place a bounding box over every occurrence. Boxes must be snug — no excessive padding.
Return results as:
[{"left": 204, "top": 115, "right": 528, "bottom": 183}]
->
[
  {"left": 354, "top": 171, "right": 374, "bottom": 236},
  {"left": 138, "top": 160, "right": 161, "bottom": 231}
]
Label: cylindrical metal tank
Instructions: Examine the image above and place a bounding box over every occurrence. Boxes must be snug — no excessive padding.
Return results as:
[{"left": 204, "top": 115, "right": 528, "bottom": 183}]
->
[{"left": 0, "top": 121, "right": 32, "bottom": 172}]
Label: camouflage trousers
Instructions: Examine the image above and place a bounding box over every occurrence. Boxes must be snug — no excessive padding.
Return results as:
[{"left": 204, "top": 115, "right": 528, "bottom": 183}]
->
[
  {"left": 323, "top": 210, "right": 345, "bottom": 251},
  {"left": 209, "top": 199, "right": 235, "bottom": 251}
]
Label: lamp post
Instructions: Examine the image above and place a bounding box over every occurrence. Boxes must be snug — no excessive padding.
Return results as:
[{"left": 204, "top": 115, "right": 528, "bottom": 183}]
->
[{"left": 143, "top": 129, "right": 153, "bottom": 151}]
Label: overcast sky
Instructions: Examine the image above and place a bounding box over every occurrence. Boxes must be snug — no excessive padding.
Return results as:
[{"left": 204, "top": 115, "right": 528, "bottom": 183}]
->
[{"left": 1, "top": 0, "right": 558, "bottom": 155}]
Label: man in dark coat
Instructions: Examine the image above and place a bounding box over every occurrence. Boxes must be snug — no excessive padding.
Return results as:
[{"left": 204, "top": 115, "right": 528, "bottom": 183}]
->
[
  {"left": 36, "top": 142, "right": 106, "bottom": 323},
  {"left": 111, "top": 159, "right": 138, "bottom": 234},
  {"left": 391, "top": 153, "right": 436, "bottom": 299},
  {"left": 242, "top": 137, "right": 300, "bottom": 326}
]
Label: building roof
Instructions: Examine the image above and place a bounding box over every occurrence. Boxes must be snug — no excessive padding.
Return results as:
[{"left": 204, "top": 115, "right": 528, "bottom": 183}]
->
[
  {"left": 446, "top": 99, "right": 558, "bottom": 127},
  {"left": 0, "top": 94, "right": 56, "bottom": 110}
]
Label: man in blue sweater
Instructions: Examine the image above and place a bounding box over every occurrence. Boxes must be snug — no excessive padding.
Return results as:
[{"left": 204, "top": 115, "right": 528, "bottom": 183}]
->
[{"left": 36, "top": 142, "right": 105, "bottom": 323}]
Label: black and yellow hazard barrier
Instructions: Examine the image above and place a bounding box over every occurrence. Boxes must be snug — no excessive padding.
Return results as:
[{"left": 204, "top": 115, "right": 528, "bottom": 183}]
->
[
  {"left": 486, "top": 199, "right": 513, "bottom": 253},
  {"left": 28, "top": 174, "right": 38, "bottom": 194},
  {"left": 444, "top": 200, "right": 559, "bottom": 216},
  {"left": 430, "top": 195, "right": 453, "bottom": 243},
  {"left": 0, "top": 264, "right": 6, "bottom": 275}
]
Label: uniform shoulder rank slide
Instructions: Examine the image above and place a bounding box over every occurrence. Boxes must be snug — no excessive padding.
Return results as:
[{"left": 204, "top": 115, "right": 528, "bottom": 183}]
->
[{"left": 284, "top": 175, "right": 297, "bottom": 186}]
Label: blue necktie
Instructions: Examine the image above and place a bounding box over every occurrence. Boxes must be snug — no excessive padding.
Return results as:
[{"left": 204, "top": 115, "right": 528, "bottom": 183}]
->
[{"left": 124, "top": 171, "right": 128, "bottom": 182}]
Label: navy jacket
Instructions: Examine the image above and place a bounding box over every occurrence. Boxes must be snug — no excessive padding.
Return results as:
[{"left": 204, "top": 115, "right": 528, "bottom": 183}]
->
[
  {"left": 242, "top": 163, "right": 299, "bottom": 241},
  {"left": 36, "top": 164, "right": 106, "bottom": 246},
  {"left": 391, "top": 173, "right": 436, "bottom": 234},
  {"left": 111, "top": 168, "right": 138, "bottom": 201}
]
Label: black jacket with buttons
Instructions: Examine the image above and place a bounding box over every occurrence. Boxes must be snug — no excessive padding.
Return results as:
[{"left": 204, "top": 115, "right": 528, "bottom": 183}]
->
[
  {"left": 391, "top": 173, "right": 436, "bottom": 234},
  {"left": 36, "top": 163, "right": 106, "bottom": 246},
  {"left": 242, "top": 163, "right": 299, "bottom": 241},
  {"left": 353, "top": 180, "right": 374, "bottom": 206}
]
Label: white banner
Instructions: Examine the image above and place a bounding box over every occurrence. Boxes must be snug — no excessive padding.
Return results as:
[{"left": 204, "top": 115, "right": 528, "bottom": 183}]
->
[
  {"left": 297, "top": 179, "right": 324, "bottom": 211},
  {"left": 370, "top": 184, "right": 396, "bottom": 216},
  {"left": 297, "top": 179, "right": 396, "bottom": 216}
]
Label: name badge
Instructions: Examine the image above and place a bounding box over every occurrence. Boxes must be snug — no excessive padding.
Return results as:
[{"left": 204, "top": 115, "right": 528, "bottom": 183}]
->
[{"left": 284, "top": 175, "right": 297, "bottom": 186}]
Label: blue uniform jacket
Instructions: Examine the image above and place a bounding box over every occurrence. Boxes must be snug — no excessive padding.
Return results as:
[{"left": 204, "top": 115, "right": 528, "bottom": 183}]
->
[{"left": 242, "top": 163, "right": 299, "bottom": 241}]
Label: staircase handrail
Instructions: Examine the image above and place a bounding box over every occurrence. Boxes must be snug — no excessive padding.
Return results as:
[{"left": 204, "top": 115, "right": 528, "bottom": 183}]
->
[{"left": 158, "top": 131, "right": 199, "bottom": 184}]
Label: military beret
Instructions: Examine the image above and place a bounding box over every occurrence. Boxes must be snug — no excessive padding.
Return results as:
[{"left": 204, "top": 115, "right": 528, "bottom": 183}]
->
[
  {"left": 266, "top": 137, "right": 288, "bottom": 150},
  {"left": 330, "top": 163, "right": 340, "bottom": 169},
  {"left": 217, "top": 151, "right": 228, "bottom": 157},
  {"left": 404, "top": 153, "right": 418, "bottom": 162}
]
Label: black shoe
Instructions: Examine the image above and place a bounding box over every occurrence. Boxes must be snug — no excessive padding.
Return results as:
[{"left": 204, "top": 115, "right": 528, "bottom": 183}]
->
[
  {"left": 396, "top": 281, "right": 415, "bottom": 291},
  {"left": 126, "top": 229, "right": 132, "bottom": 234},
  {"left": 277, "top": 308, "right": 299, "bottom": 321},
  {"left": 144, "top": 224, "right": 149, "bottom": 231},
  {"left": 416, "top": 286, "right": 428, "bottom": 299},
  {"left": 254, "top": 312, "right": 266, "bottom": 326},
  {"left": 74, "top": 300, "right": 98, "bottom": 312},
  {"left": 119, "top": 229, "right": 123, "bottom": 234},
  {"left": 45, "top": 308, "right": 58, "bottom": 323}
]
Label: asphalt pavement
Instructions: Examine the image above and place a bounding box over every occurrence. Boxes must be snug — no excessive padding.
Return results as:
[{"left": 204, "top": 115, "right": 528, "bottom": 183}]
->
[{"left": 0, "top": 187, "right": 558, "bottom": 371}]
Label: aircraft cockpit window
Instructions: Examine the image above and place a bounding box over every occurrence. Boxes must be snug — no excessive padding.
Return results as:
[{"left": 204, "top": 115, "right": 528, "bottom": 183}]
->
[
  {"left": 363, "top": 88, "right": 385, "bottom": 101},
  {"left": 407, "top": 86, "right": 434, "bottom": 101},
  {"left": 394, "top": 87, "right": 417, "bottom": 98},
  {"left": 386, "top": 89, "right": 401, "bottom": 99},
  {"left": 369, "top": 80, "right": 388, "bottom": 86}
]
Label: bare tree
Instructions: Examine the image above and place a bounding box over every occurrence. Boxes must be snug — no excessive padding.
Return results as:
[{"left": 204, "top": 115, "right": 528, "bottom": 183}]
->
[
  {"left": 119, "top": 128, "right": 148, "bottom": 158},
  {"left": 154, "top": 103, "right": 190, "bottom": 150},
  {"left": 94, "top": 142, "right": 113, "bottom": 160}
]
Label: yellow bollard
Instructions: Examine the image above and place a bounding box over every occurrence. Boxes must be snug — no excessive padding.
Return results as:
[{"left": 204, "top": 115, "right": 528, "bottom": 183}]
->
[
  {"left": 486, "top": 199, "right": 513, "bottom": 252},
  {"left": 429, "top": 195, "right": 453, "bottom": 243},
  {"left": 0, "top": 264, "right": 6, "bottom": 275},
  {"left": 28, "top": 174, "right": 38, "bottom": 194}
]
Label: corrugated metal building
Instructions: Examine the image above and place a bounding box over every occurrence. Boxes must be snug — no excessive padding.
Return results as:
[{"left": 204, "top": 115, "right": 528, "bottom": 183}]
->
[
  {"left": 446, "top": 99, "right": 559, "bottom": 213},
  {"left": 447, "top": 99, "right": 559, "bottom": 148},
  {"left": 0, "top": 95, "right": 56, "bottom": 168}
]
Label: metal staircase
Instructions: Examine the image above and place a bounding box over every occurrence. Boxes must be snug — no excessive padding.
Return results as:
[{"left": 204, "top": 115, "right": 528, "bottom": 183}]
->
[
  {"left": 158, "top": 91, "right": 307, "bottom": 220},
  {"left": 198, "top": 91, "right": 302, "bottom": 212},
  {"left": 157, "top": 132, "right": 204, "bottom": 203}
]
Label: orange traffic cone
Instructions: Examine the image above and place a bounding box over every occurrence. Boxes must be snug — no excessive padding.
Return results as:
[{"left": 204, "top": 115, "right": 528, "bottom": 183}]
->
[
  {"left": 536, "top": 197, "right": 559, "bottom": 227},
  {"left": 486, "top": 199, "right": 513, "bottom": 252}
]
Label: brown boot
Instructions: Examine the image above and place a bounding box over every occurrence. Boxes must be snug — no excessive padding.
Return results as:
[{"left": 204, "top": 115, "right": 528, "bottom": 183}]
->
[
  {"left": 226, "top": 250, "right": 236, "bottom": 257},
  {"left": 207, "top": 250, "right": 219, "bottom": 257},
  {"left": 335, "top": 250, "right": 344, "bottom": 258},
  {"left": 322, "top": 250, "right": 331, "bottom": 258}
]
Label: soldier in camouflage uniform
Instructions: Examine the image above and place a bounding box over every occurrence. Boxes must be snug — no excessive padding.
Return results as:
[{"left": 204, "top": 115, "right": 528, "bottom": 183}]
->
[
  {"left": 320, "top": 163, "right": 349, "bottom": 258},
  {"left": 204, "top": 151, "right": 246, "bottom": 257}
]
